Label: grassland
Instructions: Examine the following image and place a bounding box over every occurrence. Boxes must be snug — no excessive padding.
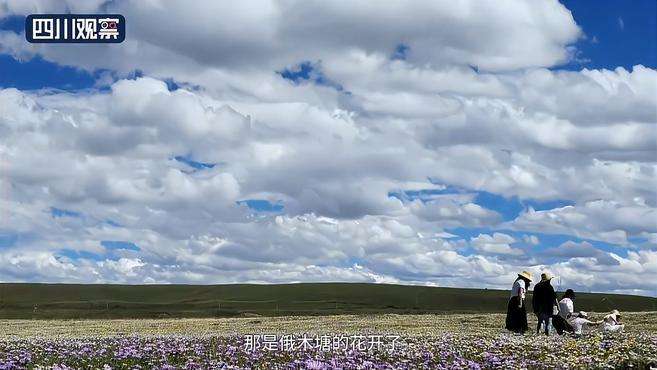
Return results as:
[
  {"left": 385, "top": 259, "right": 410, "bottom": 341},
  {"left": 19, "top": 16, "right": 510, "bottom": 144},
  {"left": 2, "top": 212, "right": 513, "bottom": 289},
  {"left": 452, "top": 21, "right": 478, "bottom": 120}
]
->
[
  {"left": 1, "top": 311, "right": 656, "bottom": 339},
  {"left": 0, "top": 282, "right": 654, "bottom": 319},
  {"left": 2, "top": 313, "right": 656, "bottom": 369}
]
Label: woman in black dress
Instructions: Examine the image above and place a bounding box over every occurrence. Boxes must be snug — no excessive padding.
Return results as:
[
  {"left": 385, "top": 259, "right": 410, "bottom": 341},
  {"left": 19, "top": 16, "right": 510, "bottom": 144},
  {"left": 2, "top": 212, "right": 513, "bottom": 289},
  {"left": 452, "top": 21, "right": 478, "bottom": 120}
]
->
[{"left": 505, "top": 270, "right": 532, "bottom": 334}]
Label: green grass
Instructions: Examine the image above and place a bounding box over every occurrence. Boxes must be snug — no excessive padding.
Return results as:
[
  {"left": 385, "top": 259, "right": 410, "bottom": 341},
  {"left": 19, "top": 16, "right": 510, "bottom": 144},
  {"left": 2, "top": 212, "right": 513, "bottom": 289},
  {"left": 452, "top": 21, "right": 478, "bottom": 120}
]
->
[{"left": 0, "top": 282, "right": 654, "bottom": 319}]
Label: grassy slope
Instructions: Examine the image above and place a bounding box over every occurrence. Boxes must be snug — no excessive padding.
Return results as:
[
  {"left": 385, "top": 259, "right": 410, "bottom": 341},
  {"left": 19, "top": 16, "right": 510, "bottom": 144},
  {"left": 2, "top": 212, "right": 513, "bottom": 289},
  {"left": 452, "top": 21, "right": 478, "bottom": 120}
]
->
[{"left": 0, "top": 282, "right": 654, "bottom": 319}]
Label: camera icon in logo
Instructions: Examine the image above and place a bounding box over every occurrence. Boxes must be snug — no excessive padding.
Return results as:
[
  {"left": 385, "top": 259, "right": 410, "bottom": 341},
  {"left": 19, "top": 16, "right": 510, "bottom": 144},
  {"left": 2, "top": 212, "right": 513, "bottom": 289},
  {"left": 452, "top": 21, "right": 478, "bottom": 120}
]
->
[{"left": 98, "top": 17, "right": 120, "bottom": 39}]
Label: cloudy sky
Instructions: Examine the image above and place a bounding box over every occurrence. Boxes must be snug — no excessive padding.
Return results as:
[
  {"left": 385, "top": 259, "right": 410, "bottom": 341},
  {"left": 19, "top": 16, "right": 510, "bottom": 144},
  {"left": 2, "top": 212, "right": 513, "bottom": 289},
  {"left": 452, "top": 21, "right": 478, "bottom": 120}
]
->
[{"left": 0, "top": 0, "right": 656, "bottom": 296}]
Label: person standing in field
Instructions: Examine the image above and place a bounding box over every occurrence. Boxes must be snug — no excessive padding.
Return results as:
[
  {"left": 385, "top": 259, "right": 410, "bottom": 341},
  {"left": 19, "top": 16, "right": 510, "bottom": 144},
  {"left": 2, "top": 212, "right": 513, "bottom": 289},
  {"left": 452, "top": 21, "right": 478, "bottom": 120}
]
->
[
  {"left": 532, "top": 272, "right": 558, "bottom": 335},
  {"left": 506, "top": 270, "right": 532, "bottom": 334}
]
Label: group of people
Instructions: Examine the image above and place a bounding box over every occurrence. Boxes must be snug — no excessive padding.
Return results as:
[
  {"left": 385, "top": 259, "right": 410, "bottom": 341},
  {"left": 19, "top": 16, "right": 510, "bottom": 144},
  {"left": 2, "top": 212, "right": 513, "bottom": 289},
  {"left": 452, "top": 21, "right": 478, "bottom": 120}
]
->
[{"left": 505, "top": 271, "right": 625, "bottom": 336}]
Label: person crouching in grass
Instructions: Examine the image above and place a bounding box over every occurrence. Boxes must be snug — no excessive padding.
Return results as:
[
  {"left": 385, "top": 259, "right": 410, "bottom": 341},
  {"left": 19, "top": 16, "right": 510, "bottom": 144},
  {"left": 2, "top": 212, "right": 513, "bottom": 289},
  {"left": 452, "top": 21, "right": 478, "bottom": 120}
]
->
[
  {"left": 552, "top": 289, "right": 576, "bottom": 335},
  {"left": 506, "top": 270, "right": 532, "bottom": 334},
  {"left": 603, "top": 310, "right": 625, "bottom": 333},
  {"left": 569, "top": 311, "right": 603, "bottom": 337}
]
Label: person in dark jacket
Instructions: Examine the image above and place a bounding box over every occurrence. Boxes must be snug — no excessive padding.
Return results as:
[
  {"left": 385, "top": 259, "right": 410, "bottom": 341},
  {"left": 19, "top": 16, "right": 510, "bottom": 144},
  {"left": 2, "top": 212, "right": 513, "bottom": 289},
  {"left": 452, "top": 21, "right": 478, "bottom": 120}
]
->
[
  {"left": 506, "top": 270, "right": 532, "bottom": 334},
  {"left": 532, "top": 272, "right": 558, "bottom": 335}
]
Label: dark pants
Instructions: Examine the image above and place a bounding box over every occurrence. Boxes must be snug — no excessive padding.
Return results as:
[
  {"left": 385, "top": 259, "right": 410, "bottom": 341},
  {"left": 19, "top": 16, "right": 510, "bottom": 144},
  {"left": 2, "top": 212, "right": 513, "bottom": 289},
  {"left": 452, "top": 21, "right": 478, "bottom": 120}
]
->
[
  {"left": 552, "top": 315, "right": 574, "bottom": 335},
  {"left": 536, "top": 312, "right": 551, "bottom": 335},
  {"left": 506, "top": 296, "right": 528, "bottom": 334}
]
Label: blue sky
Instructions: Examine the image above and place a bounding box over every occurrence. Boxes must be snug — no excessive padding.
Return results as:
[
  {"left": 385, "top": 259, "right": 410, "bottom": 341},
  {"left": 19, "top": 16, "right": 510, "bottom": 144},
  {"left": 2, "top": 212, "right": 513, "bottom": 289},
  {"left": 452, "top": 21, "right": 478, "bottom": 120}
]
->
[
  {"left": 559, "top": 0, "right": 656, "bottom": 70},
  {"left": 0, "top": 1, "right": 655, "bottom": 294},
  {"left": 389, "top": 185, "right": 574, "bottom": 221}
]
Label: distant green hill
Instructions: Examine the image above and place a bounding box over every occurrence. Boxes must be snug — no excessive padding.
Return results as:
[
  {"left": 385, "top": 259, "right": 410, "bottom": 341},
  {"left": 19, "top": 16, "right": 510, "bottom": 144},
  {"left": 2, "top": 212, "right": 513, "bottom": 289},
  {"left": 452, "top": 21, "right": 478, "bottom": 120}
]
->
[{"left": 0, "top": 282, "right": 654, "bottom": 319}]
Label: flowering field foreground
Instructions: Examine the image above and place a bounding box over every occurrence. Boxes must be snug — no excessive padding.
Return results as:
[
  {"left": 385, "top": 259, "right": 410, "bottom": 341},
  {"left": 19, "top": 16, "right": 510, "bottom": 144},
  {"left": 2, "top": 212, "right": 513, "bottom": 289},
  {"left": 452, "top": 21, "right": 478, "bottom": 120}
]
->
[
  {"left": 0, "top": 313, "right": 656, "bottom": 369},
  {"left": 1, "top": 332, "right": 656, "bottom": 369}
]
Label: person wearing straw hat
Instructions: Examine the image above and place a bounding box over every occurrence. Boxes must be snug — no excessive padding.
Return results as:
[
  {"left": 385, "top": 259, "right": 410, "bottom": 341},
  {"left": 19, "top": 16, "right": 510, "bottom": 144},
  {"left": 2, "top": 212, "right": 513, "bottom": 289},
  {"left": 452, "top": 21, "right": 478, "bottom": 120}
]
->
[
  {"left": 532, "top": 272, "right": 558, "bottom": 335},
  {"left": 602, "top": 309, "right": 625, "bottom": 333},
  {"left": 505, "top": 270, "right": 532, "bottom": 334}
]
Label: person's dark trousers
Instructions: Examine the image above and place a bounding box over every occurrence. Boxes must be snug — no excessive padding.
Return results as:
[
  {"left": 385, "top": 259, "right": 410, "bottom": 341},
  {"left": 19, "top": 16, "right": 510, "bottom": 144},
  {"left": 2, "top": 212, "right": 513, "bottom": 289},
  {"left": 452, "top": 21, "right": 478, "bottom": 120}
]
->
[
  {"left": 551, "top": 315, "right": 573, "bottom": 335},
  {"left": 536, "top": 312, "right": 551, "bottom": 335}
]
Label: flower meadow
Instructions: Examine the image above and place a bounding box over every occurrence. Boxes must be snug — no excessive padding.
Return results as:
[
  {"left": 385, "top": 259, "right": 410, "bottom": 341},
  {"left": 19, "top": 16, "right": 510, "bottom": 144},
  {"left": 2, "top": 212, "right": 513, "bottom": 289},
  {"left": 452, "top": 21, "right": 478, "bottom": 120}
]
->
[
  {"left": 1, "top": 314, "right": 656, "bottom": 369},
  {"left": 1, "top": 331, "right": 656, "bottom": 369}
]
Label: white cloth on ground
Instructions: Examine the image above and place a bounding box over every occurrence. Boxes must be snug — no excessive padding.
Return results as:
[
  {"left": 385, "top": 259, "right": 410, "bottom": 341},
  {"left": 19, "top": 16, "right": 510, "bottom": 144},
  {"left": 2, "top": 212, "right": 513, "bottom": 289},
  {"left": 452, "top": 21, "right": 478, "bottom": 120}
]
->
[{"left": 603, "top": 323, "right": 624, "bottom": 333}]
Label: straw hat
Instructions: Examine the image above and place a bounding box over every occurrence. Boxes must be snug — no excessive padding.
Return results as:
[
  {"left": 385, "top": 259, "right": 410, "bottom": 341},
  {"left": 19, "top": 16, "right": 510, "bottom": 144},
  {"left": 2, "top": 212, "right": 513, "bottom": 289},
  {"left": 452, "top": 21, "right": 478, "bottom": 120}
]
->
[
  {"left": 578, "top": 311, "right": 588, "bottom": 318},
  {"left": 540, "top": 272, "right": 553, "bottom": 281},
  {"left": 517, "top": 270, "right": 533, "bottom": 281},
  {"left": 611, "top": 309, "right": 620, "bottom": 316}
]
